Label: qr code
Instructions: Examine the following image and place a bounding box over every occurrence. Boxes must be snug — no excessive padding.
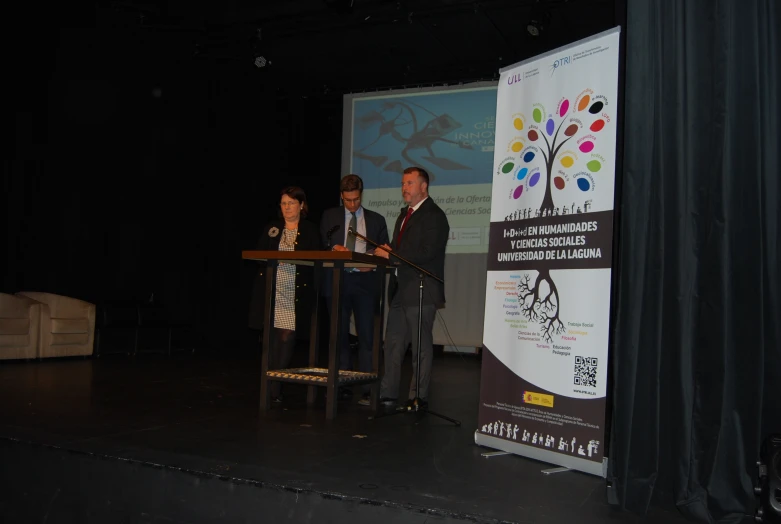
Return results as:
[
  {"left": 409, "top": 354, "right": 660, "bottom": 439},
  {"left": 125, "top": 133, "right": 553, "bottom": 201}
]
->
[{"left": 574, "top": 356, "right": 598, "bottom": 387}]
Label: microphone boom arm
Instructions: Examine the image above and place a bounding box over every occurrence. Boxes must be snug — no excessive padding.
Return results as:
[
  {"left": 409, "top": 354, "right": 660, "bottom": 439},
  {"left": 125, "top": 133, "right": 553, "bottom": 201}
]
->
[{"left": 347, "top": 227, "right": 443, "bottom": 283}]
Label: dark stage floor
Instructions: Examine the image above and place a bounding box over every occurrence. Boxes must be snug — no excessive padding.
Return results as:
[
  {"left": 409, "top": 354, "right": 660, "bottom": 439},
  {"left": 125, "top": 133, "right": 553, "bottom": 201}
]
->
[{"left": 0, "top": 350, "right": 689, "bottom": 523}]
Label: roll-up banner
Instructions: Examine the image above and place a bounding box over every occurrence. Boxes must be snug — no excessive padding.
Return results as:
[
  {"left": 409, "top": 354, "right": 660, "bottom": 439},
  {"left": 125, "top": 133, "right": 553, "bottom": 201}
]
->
[{"left": 476, "top": 27, "right": 621, "bottom": 477}]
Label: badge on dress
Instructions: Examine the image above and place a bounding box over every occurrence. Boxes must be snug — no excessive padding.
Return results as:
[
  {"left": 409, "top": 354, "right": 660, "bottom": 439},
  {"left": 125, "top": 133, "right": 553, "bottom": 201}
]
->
[{"left": 268, "top": 227, "right": 279, "bottom": 238}]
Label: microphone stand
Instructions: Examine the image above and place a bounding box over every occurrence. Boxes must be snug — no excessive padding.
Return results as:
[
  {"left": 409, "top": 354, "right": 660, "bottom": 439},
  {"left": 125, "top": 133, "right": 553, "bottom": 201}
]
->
[
  {"left": 348, "top": 228, "right": 460, "bottom": 426},
  {"left": 326, "top": 225, "right": 340, "bottom": 249}
]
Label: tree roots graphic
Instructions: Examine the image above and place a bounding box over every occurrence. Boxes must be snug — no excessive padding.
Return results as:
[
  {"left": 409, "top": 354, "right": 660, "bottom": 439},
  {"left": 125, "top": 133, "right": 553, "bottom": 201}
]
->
[{"left": 518, "top": 271, "right": 565, "bottom": 343}]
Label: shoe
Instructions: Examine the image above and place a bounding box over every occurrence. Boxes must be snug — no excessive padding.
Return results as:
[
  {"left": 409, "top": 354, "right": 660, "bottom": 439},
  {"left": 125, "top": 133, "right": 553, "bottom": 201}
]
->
[
  {"left": 405, "top": 398, "right": 428, "bottom": 411},
  {"left": 358, "top": 393, "right": 371, "bottom": 406},
  {"left": 271, "top": 395, "right": 282, "bottom": 404},
  {"left": 379, "top": 397, "right": 397, "bottom": 407},
  {"left": 338, "top": 388, "right": 354, "bottom": 400}
]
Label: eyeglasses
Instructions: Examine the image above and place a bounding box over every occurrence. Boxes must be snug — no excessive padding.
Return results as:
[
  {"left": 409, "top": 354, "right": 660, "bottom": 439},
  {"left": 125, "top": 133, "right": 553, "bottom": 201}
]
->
[{"left": 342, "top": 197, "right": 361, "bottom": 204}]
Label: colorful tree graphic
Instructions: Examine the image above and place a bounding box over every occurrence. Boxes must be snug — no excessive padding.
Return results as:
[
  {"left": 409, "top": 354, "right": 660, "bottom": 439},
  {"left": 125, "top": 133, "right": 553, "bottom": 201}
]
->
[
  {"left": 504, "top": 91, "right": 612, "bottom": 342},
  {"left": 500, "top": 92, "right": 610, "bottom": 219},
  {"left": 528, "top": 95, "right": 607, "bottom": 214}
]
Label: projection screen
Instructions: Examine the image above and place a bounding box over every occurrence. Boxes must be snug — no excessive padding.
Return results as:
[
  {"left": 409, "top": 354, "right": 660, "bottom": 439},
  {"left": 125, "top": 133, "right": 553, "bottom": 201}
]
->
[{"left": 342, "top": 82, "right": 498, "bottom": 348}]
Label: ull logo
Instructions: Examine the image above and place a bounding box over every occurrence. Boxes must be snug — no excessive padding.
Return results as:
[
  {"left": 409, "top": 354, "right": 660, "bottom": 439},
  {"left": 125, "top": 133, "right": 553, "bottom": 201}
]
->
[{"left": 549, "top": 55, "right": 571, "bottom": 76}]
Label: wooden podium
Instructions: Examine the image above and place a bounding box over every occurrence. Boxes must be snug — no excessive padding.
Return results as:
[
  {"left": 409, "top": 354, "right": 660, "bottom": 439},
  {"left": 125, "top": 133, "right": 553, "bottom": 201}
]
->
[{"left": 242, "top": 250, "right": 390, "bottom": 419}]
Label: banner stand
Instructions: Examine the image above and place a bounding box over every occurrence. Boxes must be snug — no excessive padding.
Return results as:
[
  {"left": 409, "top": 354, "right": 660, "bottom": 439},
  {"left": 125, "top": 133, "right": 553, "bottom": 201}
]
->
[
  {"left": 476, "top": 27, "right": 621, "bottom": 478},
  {"left": 475, "top": 431, "right": 608, "bottom": 477}
]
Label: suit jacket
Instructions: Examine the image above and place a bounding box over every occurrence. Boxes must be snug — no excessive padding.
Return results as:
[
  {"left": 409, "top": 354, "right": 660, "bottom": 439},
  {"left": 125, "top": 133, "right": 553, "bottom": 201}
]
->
[
  {"left": 247, "top": 218, "right": 321, "bottom": 333},
  {"left": 388, "top": 197, "right": 449, "bottom": 307},
  {"left": 319, "top": 206, "right": 390, "bottom": 296}
]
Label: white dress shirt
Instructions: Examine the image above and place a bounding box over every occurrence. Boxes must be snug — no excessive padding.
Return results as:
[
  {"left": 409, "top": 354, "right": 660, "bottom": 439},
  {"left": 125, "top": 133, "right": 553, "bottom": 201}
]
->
[{"left": 344, "top": 206, "right": 367, "bottom": 253}]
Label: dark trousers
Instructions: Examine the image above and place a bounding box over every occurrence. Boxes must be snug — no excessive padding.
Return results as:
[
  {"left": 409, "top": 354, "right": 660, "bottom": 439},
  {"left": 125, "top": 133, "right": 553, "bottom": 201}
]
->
[
  {"left": 268, "top": 327, "right": 296, "bottom": 398},
  {"left": 326, "top": 291, "right": 377, "bottom": 391},
  {"left": 380, "top": 296, "right": 436, "bottom": 400}
]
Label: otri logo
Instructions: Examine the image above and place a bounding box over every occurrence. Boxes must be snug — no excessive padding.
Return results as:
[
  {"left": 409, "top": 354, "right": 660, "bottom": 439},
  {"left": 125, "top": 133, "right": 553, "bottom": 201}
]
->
[{"left": 549, "top": 55, "right": 571, "bottom": 76}]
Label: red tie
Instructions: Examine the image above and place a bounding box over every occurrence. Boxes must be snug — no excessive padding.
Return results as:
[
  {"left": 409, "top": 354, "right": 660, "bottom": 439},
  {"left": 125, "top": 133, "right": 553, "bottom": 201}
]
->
[{"left": 396, "top": 207, "right": 414, "bottom": 247}]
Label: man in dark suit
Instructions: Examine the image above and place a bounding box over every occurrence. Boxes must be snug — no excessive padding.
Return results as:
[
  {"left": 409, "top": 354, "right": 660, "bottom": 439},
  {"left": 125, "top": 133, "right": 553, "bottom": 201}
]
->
[
  {"left": 374, "top": 167, "right": 449, "bottom": 410},
  {"left": 320, "top": 174, "right": 389, "bottom": 405}
]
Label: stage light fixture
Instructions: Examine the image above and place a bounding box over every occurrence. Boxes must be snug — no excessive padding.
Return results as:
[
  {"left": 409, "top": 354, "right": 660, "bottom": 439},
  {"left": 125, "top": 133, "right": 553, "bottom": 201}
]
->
[
  {"left": 253, "top": 27, "right": 272, "bottom": 69},
  {"left": 526, "top": 7, "right": 551, "bottom": 37}
]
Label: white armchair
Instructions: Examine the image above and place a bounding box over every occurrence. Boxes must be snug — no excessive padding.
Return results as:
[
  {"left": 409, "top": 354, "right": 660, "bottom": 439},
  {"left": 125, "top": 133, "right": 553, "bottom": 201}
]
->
[
  {"left": 0, "top": 293, "right": 42, "bottom": 360},
  {"left": 16, "top": 292, "right": 96, "bottom": 358}
]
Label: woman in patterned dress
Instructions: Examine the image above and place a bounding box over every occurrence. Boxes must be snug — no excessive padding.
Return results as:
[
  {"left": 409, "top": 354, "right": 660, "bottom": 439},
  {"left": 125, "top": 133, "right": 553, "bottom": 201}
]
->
[{"left": 248, "top": 186, "right": 321, "bottom": 402}]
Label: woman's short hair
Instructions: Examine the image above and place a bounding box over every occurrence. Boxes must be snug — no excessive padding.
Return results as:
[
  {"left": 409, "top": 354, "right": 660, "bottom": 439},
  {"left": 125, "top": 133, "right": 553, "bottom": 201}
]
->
[{"left": 279, "top": 186, "right": 308, "bottom": 218}]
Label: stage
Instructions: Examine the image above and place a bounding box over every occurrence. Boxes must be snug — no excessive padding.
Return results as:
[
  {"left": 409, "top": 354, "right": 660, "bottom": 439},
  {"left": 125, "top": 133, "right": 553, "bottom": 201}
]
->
[{"left": 0, "top": 350, "right": 687, "bottom": 523}]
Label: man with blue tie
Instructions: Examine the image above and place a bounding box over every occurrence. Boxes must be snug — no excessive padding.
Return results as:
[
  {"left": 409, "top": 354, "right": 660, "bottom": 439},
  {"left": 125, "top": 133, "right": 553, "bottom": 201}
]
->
[{"left": 320, "top": 174, "right": 389, "bottom": 405}]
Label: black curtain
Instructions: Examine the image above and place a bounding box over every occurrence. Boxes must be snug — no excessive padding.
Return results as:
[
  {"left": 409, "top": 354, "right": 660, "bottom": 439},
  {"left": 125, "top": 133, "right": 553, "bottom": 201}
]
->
[{"left": 608, "top": 0, "right": 780, "bottom": 522}]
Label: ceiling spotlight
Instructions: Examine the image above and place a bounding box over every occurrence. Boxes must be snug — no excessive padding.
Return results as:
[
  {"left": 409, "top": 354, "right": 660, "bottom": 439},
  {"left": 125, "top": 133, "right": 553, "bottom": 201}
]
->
[
  {"left": 527, "top": 8, "right": 551, "bottom": 37},
  {"left": 254, "top": 56, "right": 270, "bottom": 68}
]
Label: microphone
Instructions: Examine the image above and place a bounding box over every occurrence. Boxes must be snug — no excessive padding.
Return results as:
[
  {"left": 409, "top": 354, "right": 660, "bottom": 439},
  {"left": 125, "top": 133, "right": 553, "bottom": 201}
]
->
[{"left": 348, "top": 227, "right": 440, "bottom": 282}]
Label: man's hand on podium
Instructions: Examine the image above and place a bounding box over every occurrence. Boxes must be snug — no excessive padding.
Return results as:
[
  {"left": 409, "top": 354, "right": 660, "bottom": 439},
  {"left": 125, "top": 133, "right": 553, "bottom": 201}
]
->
[
  {"left": 374, "top": 244, "right": 392, "bottom": 259},
  {"left": 333, "top": 244, "right": 375, "bottom": 271}
]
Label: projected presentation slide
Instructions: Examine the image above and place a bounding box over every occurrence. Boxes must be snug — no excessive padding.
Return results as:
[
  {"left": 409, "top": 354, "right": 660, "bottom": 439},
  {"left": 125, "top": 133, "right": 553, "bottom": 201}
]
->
[{"left": 343, "top": 84, "right": 498, "bottom": 254}]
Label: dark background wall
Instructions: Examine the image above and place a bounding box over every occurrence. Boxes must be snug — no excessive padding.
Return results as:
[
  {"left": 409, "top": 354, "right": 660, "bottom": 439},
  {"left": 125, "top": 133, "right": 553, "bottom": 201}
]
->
[
  {"left": 5, "top": 1, "right": 617, "bottom": 353},
  {"left": 6, "top": 8, "right": 344, "bottom": 352}
]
